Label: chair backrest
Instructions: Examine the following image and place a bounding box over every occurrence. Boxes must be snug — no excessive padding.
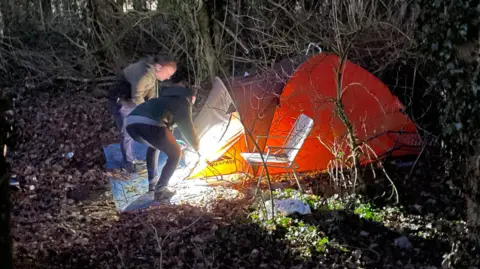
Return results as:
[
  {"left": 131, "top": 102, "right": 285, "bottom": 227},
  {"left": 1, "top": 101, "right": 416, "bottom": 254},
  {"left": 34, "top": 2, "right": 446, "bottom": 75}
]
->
[{"left": 282, "top": 114, "right": 314, "bottom": 162}]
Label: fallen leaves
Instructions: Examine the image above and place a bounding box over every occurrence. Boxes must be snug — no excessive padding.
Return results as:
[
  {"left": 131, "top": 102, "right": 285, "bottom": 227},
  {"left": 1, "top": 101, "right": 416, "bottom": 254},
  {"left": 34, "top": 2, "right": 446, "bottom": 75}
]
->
[{"left": 6, "top": 84, "right": 480, "bottom": 269}]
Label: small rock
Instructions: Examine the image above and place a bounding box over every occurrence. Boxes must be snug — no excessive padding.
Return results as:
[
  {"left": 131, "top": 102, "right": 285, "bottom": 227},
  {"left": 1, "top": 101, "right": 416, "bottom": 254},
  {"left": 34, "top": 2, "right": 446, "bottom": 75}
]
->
[
  {"left": 29, "top": 185, "right": 35, "bottom": 191},
  {"left": 394, "top": 236, "right": 412, "bottom": 249},
  {"left": 352, "top": 249, "right": 362, "bottom": 260},
  {"left": 413, "top": 204, "right": 422, "bottom": 213},
  {"left": 250, "top": 248, "right": 260, "bottom": 259},
  {"left": 65, "top": 183, "right": 75, "bottom": 189}
]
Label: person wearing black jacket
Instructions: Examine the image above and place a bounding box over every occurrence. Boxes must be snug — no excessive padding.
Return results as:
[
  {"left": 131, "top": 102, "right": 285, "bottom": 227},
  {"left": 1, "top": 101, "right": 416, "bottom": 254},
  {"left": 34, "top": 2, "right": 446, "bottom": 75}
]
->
[{"left": 125, "top": 75, "right": 199, "bottom": 200}]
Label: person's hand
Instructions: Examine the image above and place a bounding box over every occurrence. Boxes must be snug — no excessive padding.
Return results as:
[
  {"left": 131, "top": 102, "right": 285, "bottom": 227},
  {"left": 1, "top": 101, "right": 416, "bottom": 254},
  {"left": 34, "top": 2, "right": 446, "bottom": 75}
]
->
[{"left": 120, "top": 99, "right": 136, "bottom": 109}]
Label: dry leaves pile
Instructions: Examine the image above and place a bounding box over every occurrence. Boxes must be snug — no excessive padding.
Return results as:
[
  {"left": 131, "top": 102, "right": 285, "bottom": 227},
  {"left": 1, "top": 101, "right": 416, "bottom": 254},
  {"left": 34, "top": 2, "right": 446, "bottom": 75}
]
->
[
  {"left": 7, "top": 83, "right": 270, "bottom": 269},
  {"left": 5, "top": 83, "right": 479, "bottom": 269}
]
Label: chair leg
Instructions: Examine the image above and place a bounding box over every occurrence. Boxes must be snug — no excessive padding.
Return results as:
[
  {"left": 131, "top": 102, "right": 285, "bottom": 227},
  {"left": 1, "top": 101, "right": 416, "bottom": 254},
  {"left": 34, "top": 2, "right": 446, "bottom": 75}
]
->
[
  {"left": 291, "top": 168, "right": 303, "bottom": 193},
  {"left": 242, "top": 162, "right": 252, "bottom": 187},
  {"left": 283, "top": 164, "right": 293, "bottom": 182},
  {"left": 254, "top": 165, "right": 266, "bottom": 196}
]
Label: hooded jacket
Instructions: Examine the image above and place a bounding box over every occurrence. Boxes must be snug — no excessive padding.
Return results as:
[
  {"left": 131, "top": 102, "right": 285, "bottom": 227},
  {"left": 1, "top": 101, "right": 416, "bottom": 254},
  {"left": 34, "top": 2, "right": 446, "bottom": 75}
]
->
[
  {"left": 108, "top": 57, "right": 158, "bottom": 104},
  {"left": 126, "top": 86, "right": 199, "bottom": 150}
]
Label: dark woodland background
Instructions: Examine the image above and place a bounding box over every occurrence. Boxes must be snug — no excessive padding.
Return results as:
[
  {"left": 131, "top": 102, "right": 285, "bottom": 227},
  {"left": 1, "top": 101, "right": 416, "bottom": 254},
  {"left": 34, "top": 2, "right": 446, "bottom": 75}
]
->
[{"left": 0, "top": 0, "right": 480, "bottom": 268}]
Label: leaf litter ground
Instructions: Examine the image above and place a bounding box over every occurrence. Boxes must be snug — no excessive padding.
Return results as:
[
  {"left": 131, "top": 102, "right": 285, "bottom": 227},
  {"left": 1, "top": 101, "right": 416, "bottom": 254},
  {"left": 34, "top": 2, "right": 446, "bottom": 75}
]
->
[{"left": 6, "top": 84, "right": 479, "bottom": 268}]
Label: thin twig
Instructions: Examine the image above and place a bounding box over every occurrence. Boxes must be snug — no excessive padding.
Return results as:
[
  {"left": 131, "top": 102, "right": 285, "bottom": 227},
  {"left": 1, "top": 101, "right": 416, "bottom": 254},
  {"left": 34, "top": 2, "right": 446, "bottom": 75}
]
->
[
  {"left": 151, "top": 216, "right": 202, "bottom": 269},
  {"left": 55, "top": 75, "right": 117, "bottom": 83}
]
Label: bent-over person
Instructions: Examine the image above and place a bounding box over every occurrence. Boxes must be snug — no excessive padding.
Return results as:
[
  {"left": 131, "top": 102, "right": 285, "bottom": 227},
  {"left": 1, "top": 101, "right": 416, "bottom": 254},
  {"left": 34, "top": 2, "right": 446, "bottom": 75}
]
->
[
  {"left": 125, "top": 78, "right": 199, "bottom": 200},
  {"left": 107, "top": 54, "right": 177, "bottom": 172}
]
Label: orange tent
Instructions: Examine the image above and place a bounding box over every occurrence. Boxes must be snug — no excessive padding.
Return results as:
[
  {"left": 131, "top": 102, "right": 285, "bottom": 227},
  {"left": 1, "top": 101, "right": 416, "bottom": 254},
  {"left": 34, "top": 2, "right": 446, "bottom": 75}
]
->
[{"left": 183, "top": 52, "right": 422, "bottom": 182}]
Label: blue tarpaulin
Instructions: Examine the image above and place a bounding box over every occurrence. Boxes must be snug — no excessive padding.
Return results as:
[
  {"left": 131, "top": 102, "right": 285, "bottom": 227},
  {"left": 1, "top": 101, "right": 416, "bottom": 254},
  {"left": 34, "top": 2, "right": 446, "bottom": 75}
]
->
[
  {"left": 103, "top": 141, "right": 169, "bottom": 211},
  {"left": 103, "top": 141, "right": 167, "bottom": 170}
]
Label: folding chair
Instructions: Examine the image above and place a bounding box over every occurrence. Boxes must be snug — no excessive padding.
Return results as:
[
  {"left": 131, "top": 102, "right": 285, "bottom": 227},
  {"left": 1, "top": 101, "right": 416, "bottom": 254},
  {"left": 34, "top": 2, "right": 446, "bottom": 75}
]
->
[{"left": 240, "top": 114, "right": 314, "bottom": 193}]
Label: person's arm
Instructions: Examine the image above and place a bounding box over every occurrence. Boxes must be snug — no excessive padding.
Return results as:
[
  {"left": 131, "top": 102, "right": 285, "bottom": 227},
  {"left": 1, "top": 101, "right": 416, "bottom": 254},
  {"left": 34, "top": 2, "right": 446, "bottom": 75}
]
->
[
  {"left": 145, "top": 82, "right": 157, "bottom": 100},
  {"left": 174, "top": 105, "right": 199, "bottom": 151},
  {"left": 132, "top": 75, "right": 151, "bottom": 105}
]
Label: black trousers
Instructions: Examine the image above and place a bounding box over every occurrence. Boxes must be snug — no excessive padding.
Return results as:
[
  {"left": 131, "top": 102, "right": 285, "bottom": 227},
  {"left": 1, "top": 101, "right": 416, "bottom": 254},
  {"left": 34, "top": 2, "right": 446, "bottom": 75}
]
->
[{"left": 126, "top": 123, "right": 182, "bottom": 189}]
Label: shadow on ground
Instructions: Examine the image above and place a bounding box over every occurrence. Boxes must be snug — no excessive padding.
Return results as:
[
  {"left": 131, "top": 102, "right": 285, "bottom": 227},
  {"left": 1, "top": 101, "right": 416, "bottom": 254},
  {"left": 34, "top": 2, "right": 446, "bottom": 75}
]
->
[
  {"left": 13, "top": 197, "right": 454, "bottom": 269},
  {"left": 14, "top": 198, "right": 302, "bottom": 269},
  {"left": 300, "top": 209, "right": 449, "bottom": 268},
  {"left": 365, "top": 154, "right": 466, "bottom": 221}
]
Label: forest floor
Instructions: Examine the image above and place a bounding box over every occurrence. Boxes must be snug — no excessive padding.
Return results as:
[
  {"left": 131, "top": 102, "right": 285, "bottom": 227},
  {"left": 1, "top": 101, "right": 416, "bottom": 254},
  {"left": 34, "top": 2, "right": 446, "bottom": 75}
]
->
[{"left": 4, "top": 83, "right": 479, "bottom": 269}]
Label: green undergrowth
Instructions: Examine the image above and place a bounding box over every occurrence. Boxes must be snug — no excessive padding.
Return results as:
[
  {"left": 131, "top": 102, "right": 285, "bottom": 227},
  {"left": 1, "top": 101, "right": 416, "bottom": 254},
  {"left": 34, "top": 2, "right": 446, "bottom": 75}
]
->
[{"left": 247, "top": 189, "right": 386, "bottom": 258}]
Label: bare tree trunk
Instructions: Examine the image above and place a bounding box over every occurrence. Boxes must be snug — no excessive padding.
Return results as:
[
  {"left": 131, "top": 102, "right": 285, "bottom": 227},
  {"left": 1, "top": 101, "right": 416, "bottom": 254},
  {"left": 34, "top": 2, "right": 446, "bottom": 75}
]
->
[
  {"left": 116, "top": 0, "right": 125, "bottom": 12},
  {"left": 0, "top": 0, "right": 14, "bottom": 34},
  {"left": 71, "top": 0, "right": 78, "bottom": 14},
  {"left": 0, "top": 162, "right": 11, "bottom": 269},
  {"left": 39, "top": 0, "right": 52, "bottom": 31},
  {"left": 0, "top": 97, "right": 13, "bottom": 269},
  {"left": 334, "top": 56, "right": 363, "bottom": 192},
  {"left": 53, "top": 0, "right": 61, "bottom": 16},
  {"left": 196, "top": 0, "right": 217, "bottom": 81},
  {"left": 61, "top": 0, "right": 71, "bottom": 13},
  {"left": 133, "top": 0, "right": 145, "bottom": 11},
  {"left": 209, "top": 0, "right": 227, "bottom": 74},
  {"left": 464, "top": 31, "right": 480, "bottom": 229}
]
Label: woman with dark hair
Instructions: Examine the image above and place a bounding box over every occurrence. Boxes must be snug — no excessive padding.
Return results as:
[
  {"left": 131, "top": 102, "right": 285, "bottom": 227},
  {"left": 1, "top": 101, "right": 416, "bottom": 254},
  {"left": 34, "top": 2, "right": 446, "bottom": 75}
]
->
[{"left": 107, "top": 54, "right": 177, "bottom": 173}]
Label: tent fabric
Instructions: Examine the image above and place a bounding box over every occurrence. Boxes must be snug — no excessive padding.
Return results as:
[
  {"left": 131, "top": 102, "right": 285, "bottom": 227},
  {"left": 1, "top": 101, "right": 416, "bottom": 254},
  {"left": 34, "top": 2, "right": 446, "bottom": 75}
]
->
[
  {"left": 194, "top": 77, "right": 235, "bottom": 140},
  {"left": 225, "top": 57, "right": 307, "bottom": 152},
  {"left": 184, "top": 78, "right": 246, "bottom": 180},
  {"left": 184, "top": 52, "right": 422, "bottom": 181},
  {"left": 265, "top": 52, "right": 422, "bottom": 174}
]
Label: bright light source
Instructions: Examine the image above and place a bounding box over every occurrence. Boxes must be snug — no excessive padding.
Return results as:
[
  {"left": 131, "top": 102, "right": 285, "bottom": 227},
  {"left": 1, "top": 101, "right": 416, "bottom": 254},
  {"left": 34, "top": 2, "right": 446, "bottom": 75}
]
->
[{"left": 168, "top": 113, "right": 244, "bottom": 184}]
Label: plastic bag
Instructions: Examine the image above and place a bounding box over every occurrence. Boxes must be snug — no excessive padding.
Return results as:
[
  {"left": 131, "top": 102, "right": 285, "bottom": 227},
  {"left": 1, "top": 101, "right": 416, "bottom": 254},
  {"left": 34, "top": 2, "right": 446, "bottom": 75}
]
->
[{"left": 264, "top": 198, "right": 312, "bottom": 218}]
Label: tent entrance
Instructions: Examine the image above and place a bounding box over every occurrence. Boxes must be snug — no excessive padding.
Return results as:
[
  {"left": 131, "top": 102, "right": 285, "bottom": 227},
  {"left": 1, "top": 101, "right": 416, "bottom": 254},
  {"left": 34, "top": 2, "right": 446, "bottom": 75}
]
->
[{"left": 170, "top": 77, "right": 247, "bottom": 183}]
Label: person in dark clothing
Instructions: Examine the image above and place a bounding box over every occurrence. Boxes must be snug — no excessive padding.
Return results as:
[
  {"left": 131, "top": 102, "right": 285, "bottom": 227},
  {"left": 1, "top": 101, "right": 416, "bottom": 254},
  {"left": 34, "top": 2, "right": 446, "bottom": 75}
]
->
[
  {"left": 125, "top": 76, "right": 199, "bottom": 200},
  {"left": 107, "top": 54, "right": 177, "bottom": 172},
  {"left": 159, "top": 78, "right": 196, "bottom": 169}
]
